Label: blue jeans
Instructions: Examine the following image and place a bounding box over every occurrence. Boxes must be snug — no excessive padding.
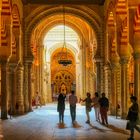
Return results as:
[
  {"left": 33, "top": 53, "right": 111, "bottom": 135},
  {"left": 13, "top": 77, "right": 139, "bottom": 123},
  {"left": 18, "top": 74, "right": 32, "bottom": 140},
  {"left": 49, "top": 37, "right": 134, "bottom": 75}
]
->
[
  {"left": 59, "top": 110, "right": 64, "bottom": 122},
  {"left": 70, "top": 105, "right": 76, "bottom": 122},
  {"left": 129, "top": 121, "right": 140, "bottom": 137}
]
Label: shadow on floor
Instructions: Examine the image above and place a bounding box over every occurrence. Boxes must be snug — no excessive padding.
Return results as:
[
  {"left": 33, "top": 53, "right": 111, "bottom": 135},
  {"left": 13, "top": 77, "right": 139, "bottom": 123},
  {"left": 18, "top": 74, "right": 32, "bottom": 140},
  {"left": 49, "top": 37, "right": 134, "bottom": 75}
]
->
[
  {"left": 88, "top": 123, "right": 107, "bottom": 132},
  {"left": 105, "top": 124, "right": 129, "bottom": 135},
  {"left": 72, "top": 122, "right": 82, "bottom": 128},
  {"left": 87, "top": 123, "right": 129, "bottom": 135},
  {"left": 57, "top": 123, "right": 67, "bottom": 129}
]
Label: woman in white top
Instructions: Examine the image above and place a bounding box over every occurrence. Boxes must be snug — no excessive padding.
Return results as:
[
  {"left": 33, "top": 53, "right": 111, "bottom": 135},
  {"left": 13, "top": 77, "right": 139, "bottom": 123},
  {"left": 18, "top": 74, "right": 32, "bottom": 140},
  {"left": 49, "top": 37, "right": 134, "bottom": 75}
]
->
[{"left": 92, "top": 92, "right": 100, "bottom": 122}]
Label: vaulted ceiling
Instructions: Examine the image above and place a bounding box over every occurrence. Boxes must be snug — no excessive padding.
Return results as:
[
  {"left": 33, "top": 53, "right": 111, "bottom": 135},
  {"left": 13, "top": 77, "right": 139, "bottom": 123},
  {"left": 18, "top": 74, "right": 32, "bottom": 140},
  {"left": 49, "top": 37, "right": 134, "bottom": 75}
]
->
[{"left": 22, "top": 0, "right": 105, "bottom": 5}]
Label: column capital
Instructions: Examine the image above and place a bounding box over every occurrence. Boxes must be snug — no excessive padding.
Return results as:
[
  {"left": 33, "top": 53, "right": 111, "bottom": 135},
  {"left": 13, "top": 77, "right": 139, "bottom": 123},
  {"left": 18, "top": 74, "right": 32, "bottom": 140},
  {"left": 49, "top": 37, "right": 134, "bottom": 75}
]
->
[
  {"left": 133, "top": 53, "right": 140, "bottom": 60},
  {"left": 110, "top": 62, "right": 120, "bottom": 70},
  {"left": 93, "top": 56, "right": 103, "bottom": 63},
  {"left": 104, "top": 62, "right": 111, "bottom": 70},
  {"left": 119, "top": 57, "right": 129, "bottom": 65},
  {"left": 0, "top": 56, "right": 8, "bottom": 64},
  {"left": 24, "top": 56, "right": 34, "bottom": 64},
  {"left": 17, "top": 62, "right": 24, "bottom": 71}
]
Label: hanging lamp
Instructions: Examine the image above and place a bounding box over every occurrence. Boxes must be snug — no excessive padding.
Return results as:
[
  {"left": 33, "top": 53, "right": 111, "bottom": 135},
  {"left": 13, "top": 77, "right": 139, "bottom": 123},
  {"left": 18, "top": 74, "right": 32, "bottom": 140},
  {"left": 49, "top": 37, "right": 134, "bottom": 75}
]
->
[{"left": 58, "top": 6, "right": 72, "bottom": 66}]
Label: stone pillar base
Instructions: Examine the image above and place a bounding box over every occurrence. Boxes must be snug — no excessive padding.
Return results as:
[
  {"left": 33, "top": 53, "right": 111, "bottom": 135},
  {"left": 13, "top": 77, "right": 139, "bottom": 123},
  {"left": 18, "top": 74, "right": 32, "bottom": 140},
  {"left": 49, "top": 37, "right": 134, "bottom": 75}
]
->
[
  {"left": 1, "top": 111, "right": 8, "bottom": 120},
  {"left": 17, "top": 105, "right": 24, "bottom": 115},
  {"left": 121, "top": 112, "right": 127, "bottom": 119},
  {"left": 110, "top": 108, "right": 116, "bottom": 116}
]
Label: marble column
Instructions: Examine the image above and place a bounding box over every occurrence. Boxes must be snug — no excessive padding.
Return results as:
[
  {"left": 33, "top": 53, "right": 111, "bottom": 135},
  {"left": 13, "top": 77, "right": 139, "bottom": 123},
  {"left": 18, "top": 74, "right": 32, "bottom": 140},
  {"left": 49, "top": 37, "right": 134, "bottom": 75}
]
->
[
  {"left": 133, "top": 53, "right": 140, "bottom": 104},
  {"left": 120, "top": 58, "right": 129, "bottom": 118},
  {"left": 17, "top": 63, "right": 24, "bottom": 114},
  {"left": 0, "top": 58, "right": 8, "bottom": 119}
]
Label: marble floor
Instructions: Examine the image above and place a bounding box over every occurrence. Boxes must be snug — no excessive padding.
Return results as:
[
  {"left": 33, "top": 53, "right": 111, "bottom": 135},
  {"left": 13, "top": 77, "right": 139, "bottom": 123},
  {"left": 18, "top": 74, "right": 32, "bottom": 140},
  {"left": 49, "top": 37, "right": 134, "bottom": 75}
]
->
[{"left": 0, "top": 103, "right": 140, "bottom": 140}]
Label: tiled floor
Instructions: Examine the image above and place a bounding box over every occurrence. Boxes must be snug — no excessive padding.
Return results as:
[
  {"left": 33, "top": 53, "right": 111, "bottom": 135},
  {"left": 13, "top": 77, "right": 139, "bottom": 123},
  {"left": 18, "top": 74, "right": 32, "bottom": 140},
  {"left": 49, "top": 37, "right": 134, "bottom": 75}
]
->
[{"left": 0, "top": 103, "right": 140, "bottom": 140}]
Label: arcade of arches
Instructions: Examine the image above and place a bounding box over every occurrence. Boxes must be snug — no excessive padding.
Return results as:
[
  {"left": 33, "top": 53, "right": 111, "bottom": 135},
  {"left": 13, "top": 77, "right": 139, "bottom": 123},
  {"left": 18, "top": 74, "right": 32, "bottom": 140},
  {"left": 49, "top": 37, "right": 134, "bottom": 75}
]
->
[{"left": 0, "top": 0, "right": 140, "bottom": 120}]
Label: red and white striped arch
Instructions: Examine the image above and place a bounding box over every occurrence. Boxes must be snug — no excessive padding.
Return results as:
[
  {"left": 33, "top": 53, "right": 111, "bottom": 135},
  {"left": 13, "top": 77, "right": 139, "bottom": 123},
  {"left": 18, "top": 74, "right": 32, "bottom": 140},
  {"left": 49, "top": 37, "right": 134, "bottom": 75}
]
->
[
  {"left": 12, "top": 4, "right": 20, "bottom": 28},
  {"left": 134, "top": 5, "right": 140, "bottom": 33},
  {"left": 1, "top": 0, "right": 11, "bottom": 15}
]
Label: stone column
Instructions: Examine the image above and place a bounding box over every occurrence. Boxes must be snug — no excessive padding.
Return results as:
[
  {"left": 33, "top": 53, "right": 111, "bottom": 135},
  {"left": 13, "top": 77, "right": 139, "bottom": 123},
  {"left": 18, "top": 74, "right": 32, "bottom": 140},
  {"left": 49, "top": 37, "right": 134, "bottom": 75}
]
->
[
  {"left": 133, "top": 33, "right": 140, "bottom": 105},
  {"left": 28, "top": 62, "right": 33, "bottom": 112},
  {"left": 94, "top": 59, "right": 101, "bottom": 94},
  {"left": 23, "top": 62, "right": 29, "bottom": 112},
  {"left": 133, "top": 30, "right": 140, "bottom": 117},
  {"left": 40, "top": 47, "right": 45, "bottom": 104},
  {"left": 0, "top": 58, "right": 8, "bottom": 119},
  {"left": 133, "top": 53, "right": 140, "bottom": 104},
  {"left": 110, "top": 66, "right": 117, "bottom": 115},
  {"left": 17, "top": 63, "right": 24, "bottom": 114},
  {"left": 78, "top": 46, "right": 83, "bottom": 99},
  {"left": 8, "top": 64, "right": 17, "bottom": 115},
  {"left": 110, "top": 63, "right": 120, "bottom": 115},
  {"left": 104, "top": 62, "right": 111, "bottom": 98},
  {"left": 81, "top": 43, "right": 86, "bottom": 98},
  {"left": 120, "top": 58, "right": 129, "bottom": 118},
  {"left": 100, "top": 61, "right": 104, "bottom": 93}
]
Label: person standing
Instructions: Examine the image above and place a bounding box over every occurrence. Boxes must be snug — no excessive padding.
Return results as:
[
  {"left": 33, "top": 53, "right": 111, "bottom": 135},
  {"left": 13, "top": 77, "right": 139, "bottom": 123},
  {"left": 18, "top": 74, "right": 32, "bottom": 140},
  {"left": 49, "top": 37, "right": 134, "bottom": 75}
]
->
[
  {"left": 92, "top": 92, "right": 100, "bottom": 122},
  {"left": 57, "top": 93, "right": 66, "bottom": 124},
  {"left": 126, "top": 96, "right": 140, "bottom": 140},
  {"left": 99, "top": 92, "right": 109, "bottom": 125},
  {"left": 69, "top": 90, "right": 78, "bottom": 124},
  {"left": 81, "top": 92, "right": 92, "bottom": 124}
]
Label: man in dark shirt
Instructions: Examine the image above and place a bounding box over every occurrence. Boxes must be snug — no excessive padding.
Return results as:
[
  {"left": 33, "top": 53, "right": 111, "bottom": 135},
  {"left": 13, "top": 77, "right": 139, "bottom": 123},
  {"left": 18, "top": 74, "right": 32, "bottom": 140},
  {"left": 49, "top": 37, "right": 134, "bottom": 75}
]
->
[
  {"left": 126, "top": 96, "right": 140, "bottom": 140},
  {"left": 99, "top": 92, "right": 109, "bottom": 125},
  {"left": 69, "top": 90, "right": 78, "bottom": 124}
]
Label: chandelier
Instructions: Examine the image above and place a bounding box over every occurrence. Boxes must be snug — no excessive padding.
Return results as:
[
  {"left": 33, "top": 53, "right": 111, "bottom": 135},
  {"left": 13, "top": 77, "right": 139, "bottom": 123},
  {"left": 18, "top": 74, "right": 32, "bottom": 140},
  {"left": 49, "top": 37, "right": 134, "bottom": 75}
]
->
[{"left": 58, "top": 6, "right": 72, "bottom": 66}]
